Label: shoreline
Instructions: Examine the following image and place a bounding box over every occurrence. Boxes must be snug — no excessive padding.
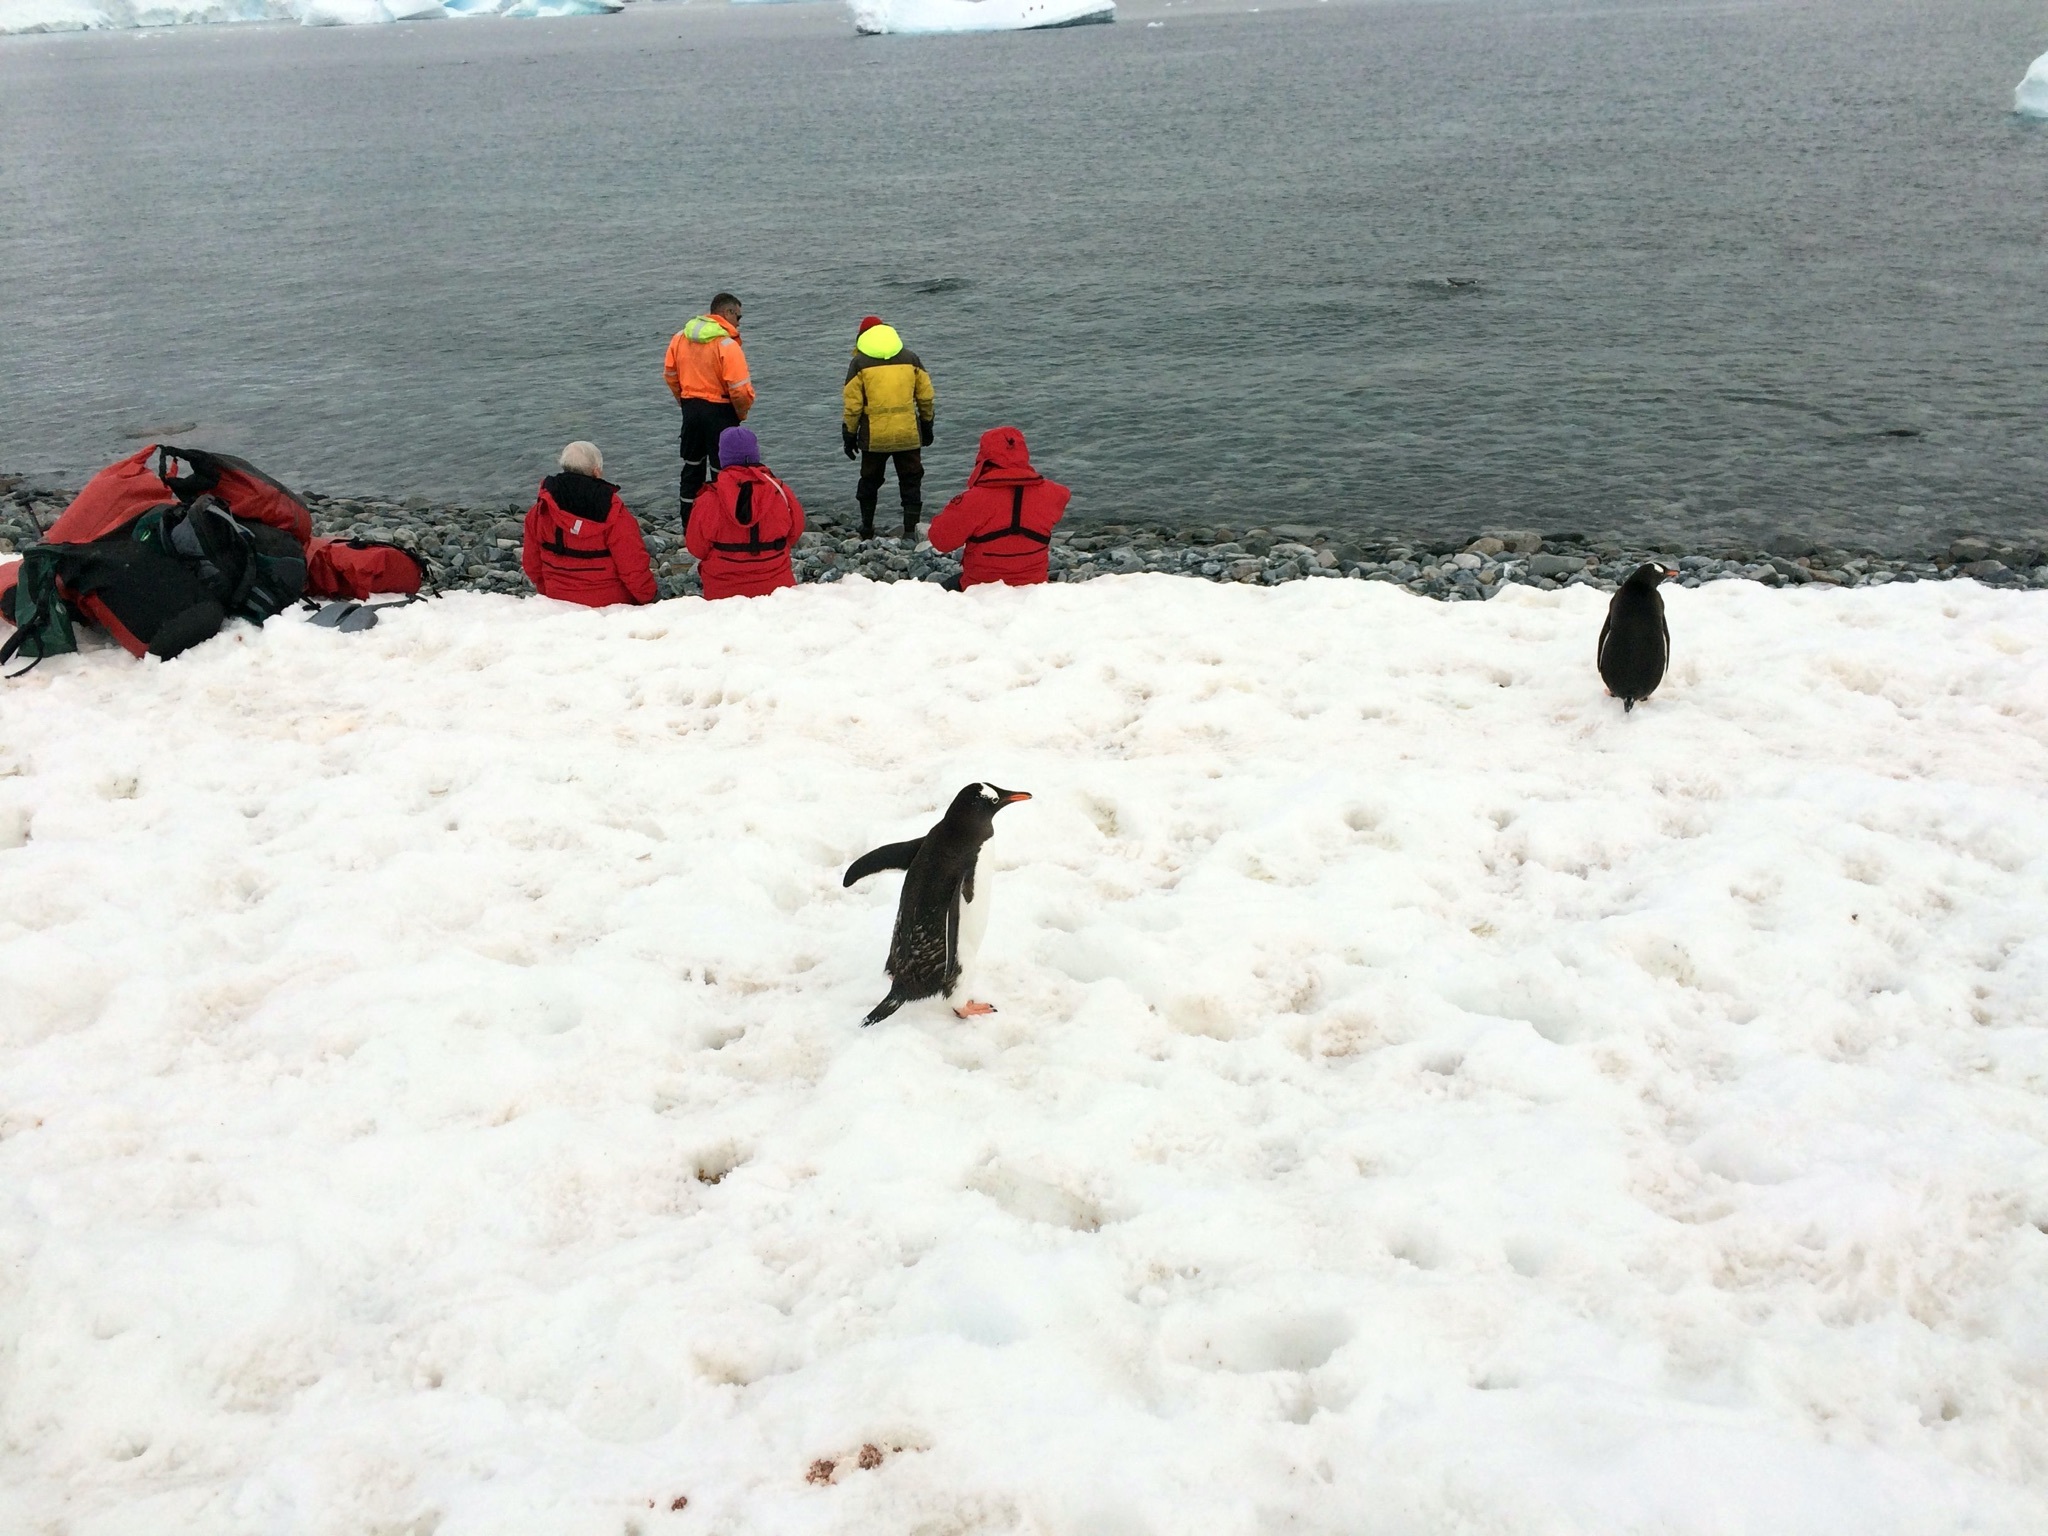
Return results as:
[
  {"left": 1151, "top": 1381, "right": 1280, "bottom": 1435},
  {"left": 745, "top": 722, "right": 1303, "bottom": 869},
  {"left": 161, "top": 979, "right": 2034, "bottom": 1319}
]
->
[{"left": 3, "top": 479, "right": 2042, "bottom": 599}]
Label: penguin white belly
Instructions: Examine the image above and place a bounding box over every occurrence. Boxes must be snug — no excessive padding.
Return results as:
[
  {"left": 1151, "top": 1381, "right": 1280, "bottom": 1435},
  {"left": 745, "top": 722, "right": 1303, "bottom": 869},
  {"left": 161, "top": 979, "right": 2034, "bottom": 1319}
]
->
[{"left": 954, "top": 868, "right": 992, "bottom": 990}]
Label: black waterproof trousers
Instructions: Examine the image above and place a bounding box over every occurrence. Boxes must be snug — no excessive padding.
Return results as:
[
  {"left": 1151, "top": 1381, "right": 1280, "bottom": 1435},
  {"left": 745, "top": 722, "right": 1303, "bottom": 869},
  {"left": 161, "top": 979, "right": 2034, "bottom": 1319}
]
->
[
  {"left": 679, "top": 398, "right": 742, "bottom": 528},
  {"left": 857, "top": 449, "right": 924, "bottom": 537}
]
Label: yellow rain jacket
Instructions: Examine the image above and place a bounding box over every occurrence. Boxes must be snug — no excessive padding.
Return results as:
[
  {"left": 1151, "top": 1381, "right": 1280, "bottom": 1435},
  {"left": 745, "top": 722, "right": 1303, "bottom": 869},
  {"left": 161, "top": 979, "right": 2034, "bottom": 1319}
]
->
[{"left": 842, "top": 324, "right": 935, "bottom": 453}]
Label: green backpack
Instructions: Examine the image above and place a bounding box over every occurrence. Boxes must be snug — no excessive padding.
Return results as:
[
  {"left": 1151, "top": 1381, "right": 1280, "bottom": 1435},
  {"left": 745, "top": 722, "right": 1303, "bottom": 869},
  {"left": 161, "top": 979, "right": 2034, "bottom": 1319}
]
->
[{"left": 0, "top": 547, "right": 81, "bottom": 674}]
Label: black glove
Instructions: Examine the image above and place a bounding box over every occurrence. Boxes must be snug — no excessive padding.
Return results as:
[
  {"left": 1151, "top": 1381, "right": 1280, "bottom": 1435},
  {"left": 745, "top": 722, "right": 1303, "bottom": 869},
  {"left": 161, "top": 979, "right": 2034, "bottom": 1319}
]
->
[
  {"left": 842, "top": 429, "right": 859, "bottom": 461},
  {"left": 919, "top": 418, "right": 934, "bottom": 448}
]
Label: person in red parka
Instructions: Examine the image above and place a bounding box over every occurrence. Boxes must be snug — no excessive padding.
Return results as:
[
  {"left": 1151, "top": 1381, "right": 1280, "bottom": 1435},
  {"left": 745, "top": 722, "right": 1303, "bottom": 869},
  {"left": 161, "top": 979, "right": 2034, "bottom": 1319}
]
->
[
  {"left": 684, "top": 426, "right": 805, "bottom": 600},
  {"left": 521, "top": 441, "right": 658, "bottom": 607},
  {"left": 928, "top": 426, "right": 1071, "bottom": 589}
]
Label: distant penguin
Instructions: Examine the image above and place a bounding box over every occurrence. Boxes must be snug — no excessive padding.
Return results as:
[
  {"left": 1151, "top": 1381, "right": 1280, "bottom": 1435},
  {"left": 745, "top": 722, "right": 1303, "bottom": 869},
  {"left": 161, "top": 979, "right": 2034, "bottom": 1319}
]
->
[
  {"left": 1597, "top": 562, "right": 1676, "bottom": 711},
  {"left": 844, "top": 782, "right": 1032, "bottom": 1026}
]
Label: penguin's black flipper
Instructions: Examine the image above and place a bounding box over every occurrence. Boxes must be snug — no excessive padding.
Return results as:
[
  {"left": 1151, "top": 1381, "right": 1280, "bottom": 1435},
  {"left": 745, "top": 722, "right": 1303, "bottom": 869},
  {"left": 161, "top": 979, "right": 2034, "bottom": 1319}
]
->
[
  {"left": 845, "top": 838, "right": 925, "bottom": 887},
  {"left": 862, "top": 990, "right": 908, "bottom": 1027},
  {"left": 1596, "top": 612, "right": 1613, "bottom": 672}
]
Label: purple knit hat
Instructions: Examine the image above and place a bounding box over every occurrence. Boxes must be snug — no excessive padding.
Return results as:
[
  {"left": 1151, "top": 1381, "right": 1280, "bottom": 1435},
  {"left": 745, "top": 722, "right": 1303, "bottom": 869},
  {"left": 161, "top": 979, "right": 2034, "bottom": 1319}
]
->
[{"left": 719, "top": 425, "right": 762, "bottom": 467}]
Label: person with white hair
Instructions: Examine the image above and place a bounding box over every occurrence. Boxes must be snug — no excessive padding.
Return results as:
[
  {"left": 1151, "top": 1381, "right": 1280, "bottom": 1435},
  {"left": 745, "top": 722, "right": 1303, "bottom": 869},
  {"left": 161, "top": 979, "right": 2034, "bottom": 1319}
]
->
[{"left": 520, "top": 440, "right": 658, "bottom": 607}]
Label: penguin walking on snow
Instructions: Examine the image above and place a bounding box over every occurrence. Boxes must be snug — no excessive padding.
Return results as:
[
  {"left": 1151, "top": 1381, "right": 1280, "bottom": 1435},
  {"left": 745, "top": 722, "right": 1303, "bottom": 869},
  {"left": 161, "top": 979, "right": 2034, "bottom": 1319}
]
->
[
  {"left": 1598, "top": 562, "right": 1676, "bottom": 711},
  {"left": 844, "top": 782, "right": 1032, "bottom": 1026}
]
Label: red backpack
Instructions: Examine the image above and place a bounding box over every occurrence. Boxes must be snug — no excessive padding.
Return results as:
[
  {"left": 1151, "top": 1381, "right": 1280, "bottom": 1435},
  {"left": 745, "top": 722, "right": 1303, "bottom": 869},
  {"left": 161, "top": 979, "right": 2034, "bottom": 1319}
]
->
[{"left": 305, "top": 538, "right": 428, "bottom": 600}]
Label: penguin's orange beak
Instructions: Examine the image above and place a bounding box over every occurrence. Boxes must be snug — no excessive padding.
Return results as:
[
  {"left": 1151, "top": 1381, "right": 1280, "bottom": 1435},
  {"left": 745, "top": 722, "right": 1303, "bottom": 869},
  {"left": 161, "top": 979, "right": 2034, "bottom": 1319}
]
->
[{"left": 1001, "top": 790, "right": 1032, "bottom": 805}]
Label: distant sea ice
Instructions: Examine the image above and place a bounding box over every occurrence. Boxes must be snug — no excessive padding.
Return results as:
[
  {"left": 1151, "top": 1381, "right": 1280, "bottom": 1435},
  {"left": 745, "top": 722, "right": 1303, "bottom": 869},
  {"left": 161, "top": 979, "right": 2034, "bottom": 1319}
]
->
[
  {"left": 849, "top": 0, "right": 1114, "bottom": 35},
  {"left": 0, "top": 0, "right": 619, "bottom": 28},
  {"left": 2019, "top": 50, "right": 2048, "bottom": 118},
  {"left": 299, "top": 0, "right": 442, "bottom": 22},
  {"left": 444, "top": 0, "right": 622, "bottom": 15},
  {"left": 0, "top": 0, "right": 283, "bottom": 29}
]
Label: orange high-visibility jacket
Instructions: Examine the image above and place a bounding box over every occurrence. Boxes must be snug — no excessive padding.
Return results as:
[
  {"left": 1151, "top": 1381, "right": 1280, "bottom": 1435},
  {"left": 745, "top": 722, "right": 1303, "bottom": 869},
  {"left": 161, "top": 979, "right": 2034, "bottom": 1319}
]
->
[{"left": 663, "top": 314, "right": 755, "bottom": 418}]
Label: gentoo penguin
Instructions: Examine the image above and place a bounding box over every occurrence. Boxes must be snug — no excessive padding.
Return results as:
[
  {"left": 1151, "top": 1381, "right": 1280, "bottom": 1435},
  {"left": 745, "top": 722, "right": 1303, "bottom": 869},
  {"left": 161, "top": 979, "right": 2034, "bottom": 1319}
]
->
[
  {"left": 844, "top": 782, "right": 1032, "bottom": 1026},
  {"left": 1597, "top": 562, "right": 1676, "bottom": 711}
]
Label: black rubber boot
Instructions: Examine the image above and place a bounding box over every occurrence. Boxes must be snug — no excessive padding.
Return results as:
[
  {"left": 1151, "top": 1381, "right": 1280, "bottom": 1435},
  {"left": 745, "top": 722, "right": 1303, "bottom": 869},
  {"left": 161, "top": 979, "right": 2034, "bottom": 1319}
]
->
[
  {"left": 902, "top": 506, "right": 921, "bottom": 543},
  {"left": 858, "top": 498, "right": 877, "bottom": 540}
]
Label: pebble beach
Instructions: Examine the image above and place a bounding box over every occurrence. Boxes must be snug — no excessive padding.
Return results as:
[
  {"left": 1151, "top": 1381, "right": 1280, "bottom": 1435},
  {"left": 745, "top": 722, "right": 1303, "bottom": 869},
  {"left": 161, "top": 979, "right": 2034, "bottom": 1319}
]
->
[{"left": 3, "top": 477, "right": 2044, "bottom": 602}]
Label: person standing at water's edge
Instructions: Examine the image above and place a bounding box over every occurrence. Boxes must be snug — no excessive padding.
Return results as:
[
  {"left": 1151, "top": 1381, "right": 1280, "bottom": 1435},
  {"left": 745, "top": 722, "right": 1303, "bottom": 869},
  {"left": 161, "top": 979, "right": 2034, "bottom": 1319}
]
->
[
  {"left": 664, "top": 292, "right": 755, "bottom": 530},
  {"left": 842, "top": 315, "right": 935, "bottom": 541}
]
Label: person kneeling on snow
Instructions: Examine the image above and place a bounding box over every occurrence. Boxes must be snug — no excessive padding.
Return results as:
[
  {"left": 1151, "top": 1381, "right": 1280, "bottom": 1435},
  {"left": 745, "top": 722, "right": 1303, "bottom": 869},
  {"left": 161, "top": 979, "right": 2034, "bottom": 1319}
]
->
[
  {"left": 521, "top": 441, "right": 658, "bottom": 607},
  {"left": 684, "top": 427, "right": 805, "bottom": 600},
  {"left": 928, "top": 426, "right": 1071, "bottom": 589}
]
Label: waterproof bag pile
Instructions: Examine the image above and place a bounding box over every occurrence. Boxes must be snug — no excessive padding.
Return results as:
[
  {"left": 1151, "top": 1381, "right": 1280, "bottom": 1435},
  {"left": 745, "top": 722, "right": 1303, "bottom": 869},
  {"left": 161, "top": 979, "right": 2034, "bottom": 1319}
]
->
[{"left": 0, "top": 445, "right": 338, "bottom": 671}]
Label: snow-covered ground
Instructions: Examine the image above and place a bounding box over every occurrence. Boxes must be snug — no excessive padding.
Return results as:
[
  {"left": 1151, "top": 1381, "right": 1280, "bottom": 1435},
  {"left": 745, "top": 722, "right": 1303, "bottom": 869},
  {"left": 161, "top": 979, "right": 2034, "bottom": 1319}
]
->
[
  {"left": 2020, "top": 50, "right": 2048, "bottom": 119},
  {"left": 0, "top": 0, "right": 615, "bottom": 34},
  {"left": 4, "top": 576, "right": 2048, "bottom": 1534}
]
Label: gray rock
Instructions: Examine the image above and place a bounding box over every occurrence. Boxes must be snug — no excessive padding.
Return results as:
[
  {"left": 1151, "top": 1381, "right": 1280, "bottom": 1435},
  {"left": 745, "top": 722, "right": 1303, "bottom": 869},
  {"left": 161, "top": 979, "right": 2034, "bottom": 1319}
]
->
[
  {"left": 1527, "top": 552, "right": 1585, "bottom": 579},
  {"left": 1950, "top": 537, "right": 1993, "bottom": 564}
]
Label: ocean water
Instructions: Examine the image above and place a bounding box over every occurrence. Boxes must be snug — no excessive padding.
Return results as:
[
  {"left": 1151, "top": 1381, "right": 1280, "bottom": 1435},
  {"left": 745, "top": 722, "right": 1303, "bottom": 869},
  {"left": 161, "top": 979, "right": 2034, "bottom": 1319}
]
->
[{"left": 1, "top": 0, "right": 2044, "bottom": 550}]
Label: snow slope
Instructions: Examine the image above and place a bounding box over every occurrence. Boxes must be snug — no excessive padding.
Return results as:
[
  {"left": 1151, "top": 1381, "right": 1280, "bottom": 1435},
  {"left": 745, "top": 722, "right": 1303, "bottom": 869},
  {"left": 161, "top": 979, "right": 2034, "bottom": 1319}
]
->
[
  {"left": 0, "top": 0, "right": 615, "bottom": 32},
  {"left": 3, "top": 577, "right": 2048, "bottom": 1534},
  {"left": 2020, "top": 50, "right": 2048, "bottom": 118}
]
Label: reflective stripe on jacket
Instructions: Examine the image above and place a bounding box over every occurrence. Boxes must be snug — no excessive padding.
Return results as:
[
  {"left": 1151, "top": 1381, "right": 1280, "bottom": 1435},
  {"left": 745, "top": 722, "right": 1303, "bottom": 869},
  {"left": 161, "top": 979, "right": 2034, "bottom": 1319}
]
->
[
  {"left": 684, "top": 464, "right": 806, "bottom": 600},
  {"left": 928, "top": 426, "right": 1070, "bottom": 589},
  {"left": 664, "top": 314, "right": 756, "bottom": 417},
  {"left": 520, "top": 472, "right": 658, "bottom": 607},
  {"left": 841, "top": 324, "right": 935, "bottom": 453}
]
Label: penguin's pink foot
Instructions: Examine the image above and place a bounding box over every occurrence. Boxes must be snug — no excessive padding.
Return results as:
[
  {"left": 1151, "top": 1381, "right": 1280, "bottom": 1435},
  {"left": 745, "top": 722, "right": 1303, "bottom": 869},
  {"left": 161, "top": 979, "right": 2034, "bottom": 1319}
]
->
[{"left": 953, "top": 1000, "right": 998, "bottom": 1018}]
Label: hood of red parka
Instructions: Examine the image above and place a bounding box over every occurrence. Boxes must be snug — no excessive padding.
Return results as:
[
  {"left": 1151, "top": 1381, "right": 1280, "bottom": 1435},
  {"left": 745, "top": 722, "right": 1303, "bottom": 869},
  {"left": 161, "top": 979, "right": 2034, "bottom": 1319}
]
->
[{"left": 969, "top": 426, "right": 1041, "bottom": 487}]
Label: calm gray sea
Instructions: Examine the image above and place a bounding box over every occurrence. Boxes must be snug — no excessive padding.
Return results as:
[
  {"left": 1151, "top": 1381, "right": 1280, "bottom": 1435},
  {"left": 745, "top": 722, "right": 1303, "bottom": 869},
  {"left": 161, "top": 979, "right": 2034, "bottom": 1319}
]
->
[{"left": 1, "top": 0, "right": 2044, "bottom": 549}]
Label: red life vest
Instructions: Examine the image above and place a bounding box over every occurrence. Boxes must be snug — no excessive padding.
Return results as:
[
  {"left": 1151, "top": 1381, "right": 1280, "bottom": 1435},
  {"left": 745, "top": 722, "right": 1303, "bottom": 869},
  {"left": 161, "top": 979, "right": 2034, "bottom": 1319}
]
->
[
  {"left": 685, "top": 466, "right": 805, "bottom": 600},
  {"left": 928, "top": 427, "right": 1070, "bottom": 588},
  {"left": 520, "top": 473, "right": 657, "bottom": 608}
]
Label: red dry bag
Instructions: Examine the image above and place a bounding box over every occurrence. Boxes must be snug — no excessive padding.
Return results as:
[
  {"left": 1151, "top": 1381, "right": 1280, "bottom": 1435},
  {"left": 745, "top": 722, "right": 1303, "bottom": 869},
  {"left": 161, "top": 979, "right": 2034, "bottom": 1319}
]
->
[{"left": 305, "top": 538, "right": 427, "bottom": 601}]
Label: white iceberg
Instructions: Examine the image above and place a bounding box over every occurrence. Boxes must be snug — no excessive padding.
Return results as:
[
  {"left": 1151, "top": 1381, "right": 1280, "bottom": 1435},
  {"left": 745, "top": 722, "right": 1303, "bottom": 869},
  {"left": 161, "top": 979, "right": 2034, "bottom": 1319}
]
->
[
  {"left": 2019, "top": 50, "right": 2048, "bottom": 118},
  {"left": 0, "top": 0, "right": 617, "bottom": 30},
  {"left": 444, "top": 0, "right": 621, "bottom": 15},
  {"left": 299, "top": 0, "right": 444, "bottom": 22},
  {"left": 0, "top": 0, "right": 282, "bottom": 30},
  {"left": 851, "top": 0, "right": 1112, "bottom": 35}
]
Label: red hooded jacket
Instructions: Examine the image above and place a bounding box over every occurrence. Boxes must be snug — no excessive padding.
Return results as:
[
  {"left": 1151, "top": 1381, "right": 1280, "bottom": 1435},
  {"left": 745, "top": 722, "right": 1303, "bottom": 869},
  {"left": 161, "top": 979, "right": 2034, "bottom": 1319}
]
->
[
  {"left": 684, "top": 465, "right": 805, "bottom": 600},
  {"left": 928, "top": 427, "right": 1070, "bottom": 589},
  {"left": 521, "top": 473, "right": 657, "bottom": 607}
]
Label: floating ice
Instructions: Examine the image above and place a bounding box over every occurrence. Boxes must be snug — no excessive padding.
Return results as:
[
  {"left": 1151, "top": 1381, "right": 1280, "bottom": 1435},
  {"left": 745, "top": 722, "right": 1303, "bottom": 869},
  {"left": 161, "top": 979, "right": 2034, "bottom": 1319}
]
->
[
  {"left": 851, "top": 0, "right": 1113, "bottom": 36},
  {"left": 0, "top": 0, "right": 278, "bottom": 30},
  {"left": 0, "top": 0, "right": 617, "bottom": 29},
  {"left": 2019, "top": 50, "right": 2048, "bottom": 119},
  {"left": 299, "top": 0, "right": 441, "bottom": 22}
]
